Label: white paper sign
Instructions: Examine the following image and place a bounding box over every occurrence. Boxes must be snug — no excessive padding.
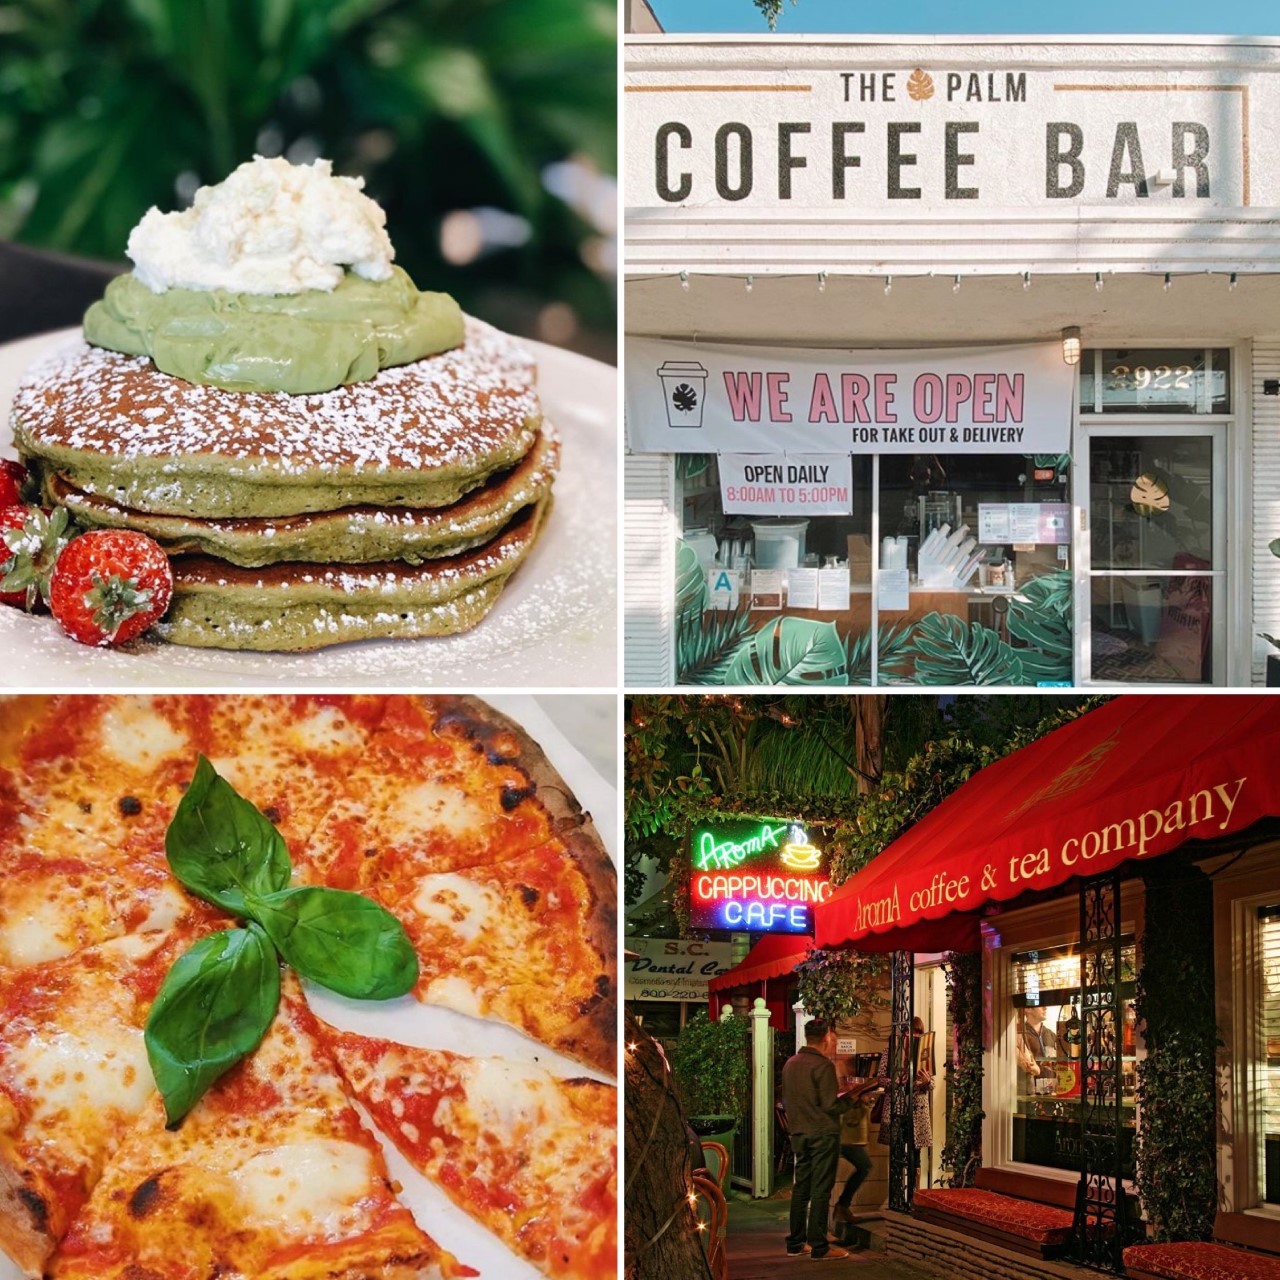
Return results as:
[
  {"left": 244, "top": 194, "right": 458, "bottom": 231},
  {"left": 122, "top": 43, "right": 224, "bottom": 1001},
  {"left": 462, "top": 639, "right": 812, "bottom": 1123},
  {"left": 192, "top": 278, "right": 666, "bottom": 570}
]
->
[
  {"left": 818, "top": 566, "right": 851, "bottom": 611},
  {"left": 626, "top": 338, "right": 1073, "bottom": 455},
  {"left": 786, "top": 567, "right": 819, "bottom": 608},
  {"left": 879, "top": 568, "right": 911, "bottom": 611},
  {"left": 751, "top": 569, "right": 785, "bottom": 608},
  {"left": 719, "top": 453, "right": 853, "bottom": 515}
]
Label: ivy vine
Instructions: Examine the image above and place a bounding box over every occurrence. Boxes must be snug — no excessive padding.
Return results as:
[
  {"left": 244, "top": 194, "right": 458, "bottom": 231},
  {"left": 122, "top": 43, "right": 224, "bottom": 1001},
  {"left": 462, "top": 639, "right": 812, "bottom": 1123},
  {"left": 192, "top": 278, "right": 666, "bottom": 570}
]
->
[
  {"left": 1134, "top": 858, "right": 1219, "bottom": 1241},
  {"left": 940, "top": 951, "right": 984, "bottom": 1186}
]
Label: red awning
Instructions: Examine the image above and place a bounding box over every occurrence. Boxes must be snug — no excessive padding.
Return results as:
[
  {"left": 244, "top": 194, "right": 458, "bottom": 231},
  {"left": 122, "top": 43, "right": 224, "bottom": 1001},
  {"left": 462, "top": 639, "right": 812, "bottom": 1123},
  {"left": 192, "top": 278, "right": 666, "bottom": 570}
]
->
[
  {"left": 707, "top": 933, "right": 812, "bottom": 993},
  {"left": 816, "top": 695, "right": 1280, "bottom": 954}
]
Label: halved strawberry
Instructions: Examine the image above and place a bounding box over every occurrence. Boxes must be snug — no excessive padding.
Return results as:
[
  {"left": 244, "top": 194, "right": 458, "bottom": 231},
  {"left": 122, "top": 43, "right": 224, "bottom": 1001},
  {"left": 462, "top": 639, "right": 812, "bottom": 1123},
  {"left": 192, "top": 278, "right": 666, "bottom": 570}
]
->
[
  {"left": 0, "top": 460, "right": 27, "bottom": 508},
  {"left": 0, "top": 504, "right": 71, "bottom": 610},
  {"left": 49, "top": 530, "right": 174, "bottom": 646}
]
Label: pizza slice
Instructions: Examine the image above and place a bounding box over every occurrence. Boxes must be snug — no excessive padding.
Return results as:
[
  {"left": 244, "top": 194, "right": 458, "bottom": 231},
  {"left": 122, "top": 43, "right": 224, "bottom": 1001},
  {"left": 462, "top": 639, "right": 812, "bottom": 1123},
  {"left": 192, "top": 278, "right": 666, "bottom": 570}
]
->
[
  {"left": 299, "top": 698, "right": 617, "bottom": 1075},
  {"left": 49, "top": 978, "right": 473, "bottom": 1280},
  {"left": 363, "top": 837, "right": 616, "bottom": 1075},
  {"left": 0, "top": 928, "right": 200, "bottom": 1276},
  {"left": 325, "top": 1029, "right": 617, "bottom": 1280}
]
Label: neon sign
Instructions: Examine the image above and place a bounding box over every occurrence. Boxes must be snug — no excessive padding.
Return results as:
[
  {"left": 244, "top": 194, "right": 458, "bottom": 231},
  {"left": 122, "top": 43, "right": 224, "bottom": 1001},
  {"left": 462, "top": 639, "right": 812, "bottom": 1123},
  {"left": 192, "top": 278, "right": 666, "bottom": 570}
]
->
[{"left": 689, "top": 820, "right": 831, "bottom": 934}]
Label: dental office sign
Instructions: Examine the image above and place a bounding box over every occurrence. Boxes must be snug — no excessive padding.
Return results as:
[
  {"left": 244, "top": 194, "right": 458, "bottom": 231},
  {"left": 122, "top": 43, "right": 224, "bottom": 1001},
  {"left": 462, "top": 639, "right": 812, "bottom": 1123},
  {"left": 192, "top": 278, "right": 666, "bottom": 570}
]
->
[
  {"left": 626, "top": 337, "right": 1073, "bottom": 454},
  {"left": 690, "top": 818, "right": 832, "bottom": 933}
]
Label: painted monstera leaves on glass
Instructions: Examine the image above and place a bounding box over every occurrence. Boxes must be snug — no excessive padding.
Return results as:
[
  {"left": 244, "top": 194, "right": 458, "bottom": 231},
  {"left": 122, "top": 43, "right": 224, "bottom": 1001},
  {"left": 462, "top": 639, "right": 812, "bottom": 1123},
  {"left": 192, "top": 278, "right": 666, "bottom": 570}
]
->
[{"left": 676, "top": 568, "right": 1074, "bottom": 687}]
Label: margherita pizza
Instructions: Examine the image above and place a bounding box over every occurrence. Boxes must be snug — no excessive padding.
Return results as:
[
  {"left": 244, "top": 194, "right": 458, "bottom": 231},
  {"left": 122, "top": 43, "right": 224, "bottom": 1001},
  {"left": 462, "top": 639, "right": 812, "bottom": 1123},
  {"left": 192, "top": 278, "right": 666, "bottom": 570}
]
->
[{"left": 0, "top": 695, "right": 617, "bottom": 1280}]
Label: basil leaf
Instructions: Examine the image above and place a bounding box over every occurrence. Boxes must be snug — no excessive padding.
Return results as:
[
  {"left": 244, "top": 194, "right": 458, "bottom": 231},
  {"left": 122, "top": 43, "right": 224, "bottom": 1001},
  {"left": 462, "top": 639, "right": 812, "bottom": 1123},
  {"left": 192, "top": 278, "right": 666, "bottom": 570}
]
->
[
  {"left": 144, "top": 924, "right": 280, "bottom": 1128},
  {"left": 166, "top": 755, "right": 292, "bottom": 913},
  {"left": 248, "top": 886, "right": 419, "bottom": 1000}
]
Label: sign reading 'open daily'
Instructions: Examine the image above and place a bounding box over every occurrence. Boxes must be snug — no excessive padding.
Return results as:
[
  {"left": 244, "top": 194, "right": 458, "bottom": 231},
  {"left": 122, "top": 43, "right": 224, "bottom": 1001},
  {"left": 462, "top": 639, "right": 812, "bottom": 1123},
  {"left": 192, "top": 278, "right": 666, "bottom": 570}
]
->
[{"left": 625, "top": 338, "right": 1073, "bottom": 454}]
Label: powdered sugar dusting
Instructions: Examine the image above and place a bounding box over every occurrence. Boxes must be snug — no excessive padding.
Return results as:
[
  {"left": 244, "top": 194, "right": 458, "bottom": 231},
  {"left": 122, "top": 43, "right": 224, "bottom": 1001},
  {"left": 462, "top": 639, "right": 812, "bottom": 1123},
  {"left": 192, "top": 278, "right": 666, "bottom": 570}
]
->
[
  {"left": 0, "top": 332, "right": 615, "bottom": 686},
  {"left": 13, "top": 317, "right": 538, "bottom": 476}
]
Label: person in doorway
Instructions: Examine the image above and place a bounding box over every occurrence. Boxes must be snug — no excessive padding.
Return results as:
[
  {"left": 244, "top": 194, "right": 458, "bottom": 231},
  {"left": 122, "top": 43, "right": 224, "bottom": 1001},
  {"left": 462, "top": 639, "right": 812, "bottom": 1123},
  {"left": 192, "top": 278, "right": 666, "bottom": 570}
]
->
[
  {"left": 876, "top": 1017, "right": 934, "bottom": 1188},
  {"left": 780, "top": 1019, "right": 851, "bottom": 1260},
  {"left": 831, "top": 1078, "right": 880, "bottom": 1232}
]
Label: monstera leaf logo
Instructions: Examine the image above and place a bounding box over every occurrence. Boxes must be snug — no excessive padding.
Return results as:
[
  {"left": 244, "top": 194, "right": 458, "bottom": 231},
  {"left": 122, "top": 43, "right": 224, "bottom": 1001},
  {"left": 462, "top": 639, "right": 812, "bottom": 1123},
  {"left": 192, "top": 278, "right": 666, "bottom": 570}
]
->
[
  {"left": 672, "top": 383, "right": 698, "bottom": 413},
  {"left": 907, "top": 68, "right": 934, "bottom": 100}
]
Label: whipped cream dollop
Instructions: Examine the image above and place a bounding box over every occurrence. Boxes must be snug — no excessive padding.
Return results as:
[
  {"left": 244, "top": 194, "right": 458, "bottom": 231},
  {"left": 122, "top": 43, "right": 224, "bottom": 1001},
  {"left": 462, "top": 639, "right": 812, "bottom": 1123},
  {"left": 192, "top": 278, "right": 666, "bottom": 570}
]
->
[{"left": 127, "top": 156, "right": 396, "bottom": 295}]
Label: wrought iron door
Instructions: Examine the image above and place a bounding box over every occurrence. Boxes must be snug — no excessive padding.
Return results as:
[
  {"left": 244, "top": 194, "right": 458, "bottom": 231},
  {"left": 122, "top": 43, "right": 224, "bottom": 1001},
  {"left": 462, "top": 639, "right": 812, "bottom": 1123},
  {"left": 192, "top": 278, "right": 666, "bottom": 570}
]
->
[{"left": 888, "top": 949, "right": 916, "bottom": 1213}]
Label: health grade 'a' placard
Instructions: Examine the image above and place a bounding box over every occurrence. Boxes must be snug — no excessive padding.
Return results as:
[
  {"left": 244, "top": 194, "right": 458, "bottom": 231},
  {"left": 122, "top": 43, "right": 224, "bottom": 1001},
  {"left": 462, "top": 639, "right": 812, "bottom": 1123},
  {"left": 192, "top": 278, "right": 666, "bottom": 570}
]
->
[{"left": 689, "top": 819, "right": 832, "bottom": 933}]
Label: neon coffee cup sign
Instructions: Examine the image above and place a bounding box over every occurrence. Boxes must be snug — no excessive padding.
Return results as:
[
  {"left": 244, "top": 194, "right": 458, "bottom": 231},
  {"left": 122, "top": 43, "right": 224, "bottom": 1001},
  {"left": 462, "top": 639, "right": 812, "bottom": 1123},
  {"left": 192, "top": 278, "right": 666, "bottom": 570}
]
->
[{"left": 689, "top": 819, "right": 832, "bottom": 933}]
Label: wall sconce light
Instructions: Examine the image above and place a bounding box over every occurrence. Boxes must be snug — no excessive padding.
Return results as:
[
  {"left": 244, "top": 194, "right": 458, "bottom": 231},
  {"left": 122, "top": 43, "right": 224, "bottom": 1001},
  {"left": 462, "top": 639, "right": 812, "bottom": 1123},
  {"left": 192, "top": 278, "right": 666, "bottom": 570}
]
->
[{"left": 1061, "top": 326, "right": 1082, "bottom": 366}]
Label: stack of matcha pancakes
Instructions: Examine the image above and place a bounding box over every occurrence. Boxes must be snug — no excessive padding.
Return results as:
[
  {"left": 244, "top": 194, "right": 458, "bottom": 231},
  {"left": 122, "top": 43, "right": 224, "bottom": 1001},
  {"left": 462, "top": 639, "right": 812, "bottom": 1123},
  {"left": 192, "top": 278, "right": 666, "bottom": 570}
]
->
[{"left": 10, "top": 158, "right": 557, "bottom": 651}]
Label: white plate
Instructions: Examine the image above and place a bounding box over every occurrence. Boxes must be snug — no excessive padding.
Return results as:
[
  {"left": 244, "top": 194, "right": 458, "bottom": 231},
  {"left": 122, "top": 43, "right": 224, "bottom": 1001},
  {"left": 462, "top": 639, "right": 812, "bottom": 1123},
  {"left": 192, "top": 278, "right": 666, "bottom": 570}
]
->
[
  {"left": 0, "top": 695, "right": 618, "bottom": 1280},
  {"left": 0, "top": 329, "right": 617, "bottom": 690}
]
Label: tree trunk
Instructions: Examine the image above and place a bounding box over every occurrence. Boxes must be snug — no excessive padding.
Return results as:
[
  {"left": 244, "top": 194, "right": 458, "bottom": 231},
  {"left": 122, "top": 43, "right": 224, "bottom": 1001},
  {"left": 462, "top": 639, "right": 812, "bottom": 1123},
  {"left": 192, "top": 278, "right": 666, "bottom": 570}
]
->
[
  {"left": 625, "top": 1014, "right": 714, "bottom": 1280},
  {"left": 854, "top": 695, "right": 887, "bottom": 794}
]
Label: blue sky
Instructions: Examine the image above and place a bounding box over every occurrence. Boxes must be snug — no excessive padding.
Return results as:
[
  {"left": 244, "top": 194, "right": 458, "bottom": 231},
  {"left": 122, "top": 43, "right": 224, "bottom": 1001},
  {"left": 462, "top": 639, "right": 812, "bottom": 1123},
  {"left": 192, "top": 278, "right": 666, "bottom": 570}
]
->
[{"left": 647, "top": 0, "right": 1279, "bottom": 35}]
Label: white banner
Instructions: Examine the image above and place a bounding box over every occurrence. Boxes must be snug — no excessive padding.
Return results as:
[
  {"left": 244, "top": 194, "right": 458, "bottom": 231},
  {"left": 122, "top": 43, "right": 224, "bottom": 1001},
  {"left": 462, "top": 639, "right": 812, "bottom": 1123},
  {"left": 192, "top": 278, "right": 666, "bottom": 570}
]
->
[
  {"left": 626, "top": 337, "right": 1074, "bottom": 453},
  {"left": 719, "top": 452, "right": 853, "bottom": 514},
  {"left": 624, "top": 937, "right": 736, "bottom": 1002}
]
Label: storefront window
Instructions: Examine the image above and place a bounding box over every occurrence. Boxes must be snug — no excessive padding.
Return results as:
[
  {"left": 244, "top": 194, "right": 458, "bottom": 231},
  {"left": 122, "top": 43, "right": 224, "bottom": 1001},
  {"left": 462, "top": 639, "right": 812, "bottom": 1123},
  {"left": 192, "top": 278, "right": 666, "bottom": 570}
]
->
[
  {"left": 1010, "top": 940, "right": 1138, "bottom": 1179},
  {"left": 675, "top": 451, "right": 1072, "bottom": 687}
]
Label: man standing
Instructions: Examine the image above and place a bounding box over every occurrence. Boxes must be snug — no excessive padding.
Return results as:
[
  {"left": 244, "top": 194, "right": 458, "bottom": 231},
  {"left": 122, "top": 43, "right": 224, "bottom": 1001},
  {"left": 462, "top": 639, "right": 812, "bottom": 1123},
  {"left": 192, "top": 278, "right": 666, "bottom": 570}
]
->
[{"left": 781, "top": 1018, "right": 851, "bottom": 1260}]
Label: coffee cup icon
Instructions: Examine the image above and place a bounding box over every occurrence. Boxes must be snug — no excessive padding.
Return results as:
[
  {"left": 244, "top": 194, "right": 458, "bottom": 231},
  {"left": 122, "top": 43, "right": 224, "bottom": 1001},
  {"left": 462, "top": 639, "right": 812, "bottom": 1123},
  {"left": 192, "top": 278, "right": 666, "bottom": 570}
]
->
[{"left": 658, "top": 361, "right": 708, "bottom": 428}]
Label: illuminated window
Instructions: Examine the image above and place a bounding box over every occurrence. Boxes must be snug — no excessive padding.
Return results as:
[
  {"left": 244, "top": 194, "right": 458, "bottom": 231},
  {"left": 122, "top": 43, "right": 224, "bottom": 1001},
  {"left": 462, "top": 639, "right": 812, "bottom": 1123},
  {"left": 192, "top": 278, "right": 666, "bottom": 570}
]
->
[{"left": 1009, "top": 940, "right": 1138, "bottom": 1177}]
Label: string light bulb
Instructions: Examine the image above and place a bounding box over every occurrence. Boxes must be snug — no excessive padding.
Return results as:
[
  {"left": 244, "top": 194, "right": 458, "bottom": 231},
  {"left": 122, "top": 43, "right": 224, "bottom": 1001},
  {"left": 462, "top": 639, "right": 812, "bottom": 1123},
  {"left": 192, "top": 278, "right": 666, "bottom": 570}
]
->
[
  {"left": 1095, "top": 272, "right": 1104, "bottom": 291},
  {"left": 679, "top": 270, "right": 689, "bottom": 292},
  {"left": 1163, "top": 272, "right": 1173, "bottom": 291},
  {"left": 1023, "top": 271, "right": 1031, "bottom": 290},
  {"left": 1229, "top": 272, "right": 1239, "bottom": 290},
  {"left": 884, "top": 275, "right": 893, "bottom": 295},
  {"left": 817, "top": 270, "right": 827, "bottom": 293},
  {"left": 745, "top": 275, "right": 754, "bottom": 293}
]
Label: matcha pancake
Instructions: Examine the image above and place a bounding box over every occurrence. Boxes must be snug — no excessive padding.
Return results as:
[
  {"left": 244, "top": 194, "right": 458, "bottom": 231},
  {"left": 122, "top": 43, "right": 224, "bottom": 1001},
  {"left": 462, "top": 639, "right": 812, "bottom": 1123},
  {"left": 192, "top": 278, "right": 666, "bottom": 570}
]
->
[
  {"left": 154, "top": 498, "right": 549, "bottom": 651},
  {"left": 40, "top": 428, "right": 560, "bottom": 568},
  {"left": 11, "top": 317, "right": 541, "bottom": 519}
]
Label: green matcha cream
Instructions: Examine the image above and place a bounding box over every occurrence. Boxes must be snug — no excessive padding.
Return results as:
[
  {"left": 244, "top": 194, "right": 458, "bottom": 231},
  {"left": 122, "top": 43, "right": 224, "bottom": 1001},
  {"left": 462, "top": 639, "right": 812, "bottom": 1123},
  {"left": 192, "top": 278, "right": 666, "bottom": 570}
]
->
[{"left": 84, "top": 266, "right": 464, "bottom": 395}]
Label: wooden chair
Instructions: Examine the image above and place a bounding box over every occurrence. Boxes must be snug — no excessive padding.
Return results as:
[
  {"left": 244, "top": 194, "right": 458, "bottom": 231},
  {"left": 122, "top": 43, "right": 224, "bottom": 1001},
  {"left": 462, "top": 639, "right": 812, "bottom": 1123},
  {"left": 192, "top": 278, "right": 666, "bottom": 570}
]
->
[
  {"left": 775, "top": 1100, "right": 793, "bottom": 1174},
  {"left": 699, "top": 1140, "right": 730, "bottom": 1193},
  {"left": 692, "top": 1171, "right": 728, "bottom": 1280}
]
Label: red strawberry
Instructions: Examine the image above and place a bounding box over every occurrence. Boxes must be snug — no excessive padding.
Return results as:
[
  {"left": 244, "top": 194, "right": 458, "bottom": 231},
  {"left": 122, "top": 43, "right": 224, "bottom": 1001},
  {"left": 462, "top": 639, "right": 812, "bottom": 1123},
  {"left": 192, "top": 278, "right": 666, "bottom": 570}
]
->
[
  {"left": 0, "top": 460, "right": 27, "bottom": 508},
  {"left": 49, "top": 530, "right": 174, "bottom": 646},
  {"left": 0, "top": 504, "right": 71, "bottom": 610}
]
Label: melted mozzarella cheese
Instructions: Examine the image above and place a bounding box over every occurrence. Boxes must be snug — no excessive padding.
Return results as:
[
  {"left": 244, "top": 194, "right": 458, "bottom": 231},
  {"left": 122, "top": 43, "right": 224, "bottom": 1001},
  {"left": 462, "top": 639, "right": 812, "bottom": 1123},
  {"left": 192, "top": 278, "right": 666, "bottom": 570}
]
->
[
  {"left": 411, "top": 873, "right": 497, "bottom": 943},
  {"left": 421, "top": 975, "right": 485, "bottom": 1019},
  {"left": 0, "top": 891, "right": 78, "bottom": 966},
  {"left": 388, "top": 781, "right": 483, "bottom": 841},
  {"left": 289, "top": 706, "right": 364, "bottom": 754},
  {"left": 230, "top": 1139, "right": 374, "bottom": 1239},
  {"left": 10, "top": 1023, "right": 152, "bottom": 1129},
  {"left": 133, "top": 881, "right": 190, "bottom": 935},
  {"left": 98, "top": 701, "right": 189, "bottom": 770},
  {"left": 461, "top": 1058, "right": 565, "bottom": 1135}
]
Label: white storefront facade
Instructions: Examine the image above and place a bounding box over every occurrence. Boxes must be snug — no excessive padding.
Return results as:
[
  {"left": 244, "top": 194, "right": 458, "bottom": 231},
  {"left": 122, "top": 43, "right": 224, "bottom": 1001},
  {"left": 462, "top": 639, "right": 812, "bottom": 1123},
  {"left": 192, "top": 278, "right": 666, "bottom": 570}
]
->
[{"left": 623, "top": 35, "right": 1280, "bottom": 688}]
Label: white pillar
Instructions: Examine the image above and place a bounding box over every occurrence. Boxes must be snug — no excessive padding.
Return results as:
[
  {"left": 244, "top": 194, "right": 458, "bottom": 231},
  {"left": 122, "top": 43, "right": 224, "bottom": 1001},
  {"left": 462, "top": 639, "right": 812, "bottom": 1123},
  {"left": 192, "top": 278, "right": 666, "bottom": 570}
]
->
[
  {"left": 794, "top": 999, "right": 810, "bottom": 1052},
  {"left": 750, "top": 997, "right": 774, "bottom": 1198}
]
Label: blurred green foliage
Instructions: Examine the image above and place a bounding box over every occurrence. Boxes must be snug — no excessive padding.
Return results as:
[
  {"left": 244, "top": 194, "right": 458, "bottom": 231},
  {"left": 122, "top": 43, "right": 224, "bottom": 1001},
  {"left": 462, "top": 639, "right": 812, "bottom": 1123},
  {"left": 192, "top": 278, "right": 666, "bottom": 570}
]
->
[{"left": 0, "top": 0, "right": 617, "bottom": 349}]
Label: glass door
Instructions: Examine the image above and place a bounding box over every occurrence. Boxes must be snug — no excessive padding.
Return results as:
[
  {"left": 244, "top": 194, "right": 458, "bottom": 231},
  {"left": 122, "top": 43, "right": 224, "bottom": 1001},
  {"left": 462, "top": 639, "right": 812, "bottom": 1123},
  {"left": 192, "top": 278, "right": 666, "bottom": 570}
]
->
[{"left": 1083, "top": 427, "right": 1225, "bottom": 684}]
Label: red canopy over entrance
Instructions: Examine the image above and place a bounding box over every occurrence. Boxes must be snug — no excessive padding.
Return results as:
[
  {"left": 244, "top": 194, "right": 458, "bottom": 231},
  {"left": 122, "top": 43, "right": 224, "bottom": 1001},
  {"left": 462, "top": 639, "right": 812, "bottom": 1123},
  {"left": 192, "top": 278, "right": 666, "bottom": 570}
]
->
[
  {"left": 707, "top": 933, "right": 813, "bottom": 993},
  {"left": 816, "top": 695, "right": 1280, "bottom": 954},
  {"left": 707, "top": 933, "right": 811, "bottom": 1029}
]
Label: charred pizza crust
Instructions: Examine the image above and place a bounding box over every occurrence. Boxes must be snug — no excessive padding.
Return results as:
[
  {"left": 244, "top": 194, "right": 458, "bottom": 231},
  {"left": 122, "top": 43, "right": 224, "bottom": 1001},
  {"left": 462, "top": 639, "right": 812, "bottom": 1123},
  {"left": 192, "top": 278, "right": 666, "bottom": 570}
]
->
[{"left": 429, "top": 697, "right": 617, "bottom": 1073}]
